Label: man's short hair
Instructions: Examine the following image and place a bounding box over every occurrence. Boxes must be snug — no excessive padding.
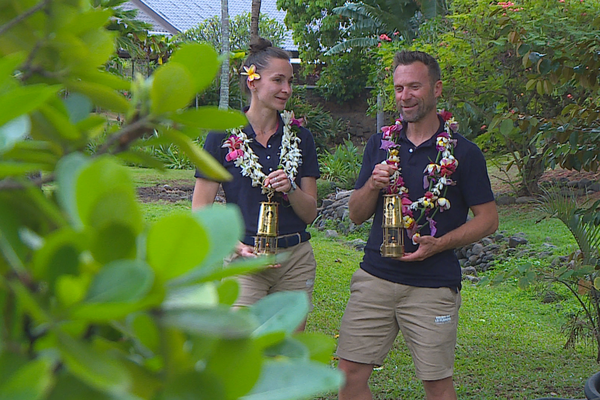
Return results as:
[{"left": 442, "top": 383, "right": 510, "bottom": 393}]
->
[{"left": 393, "top": 51, "right": 441, "bottom": 83}]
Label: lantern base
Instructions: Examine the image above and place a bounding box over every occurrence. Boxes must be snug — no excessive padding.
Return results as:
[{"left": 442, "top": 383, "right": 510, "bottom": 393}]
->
[
  {"left": 254, "top": 236, "right": 278, "bottom": 255},
  {"left": 380, "top": 245, "right": 404, "bottom": 258}
]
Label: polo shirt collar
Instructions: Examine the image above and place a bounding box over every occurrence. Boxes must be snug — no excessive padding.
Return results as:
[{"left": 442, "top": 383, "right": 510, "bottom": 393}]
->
[
  {"left": 398, "top": 115, "right": 446, "bottom": 148},
  {"left": 241, "top": 106, "right": 285, "bottom": 140}
]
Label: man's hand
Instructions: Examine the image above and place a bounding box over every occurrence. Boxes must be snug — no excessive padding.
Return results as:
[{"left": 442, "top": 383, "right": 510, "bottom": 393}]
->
[
  {"left": 399, "top": 234, "right": 442, "bottom": 262},
  {"left": 236, "top": 242, "right": 256, "bottom": 258},
  {"left": 369, "top": 163, "right": 398, "bottom": 191}
]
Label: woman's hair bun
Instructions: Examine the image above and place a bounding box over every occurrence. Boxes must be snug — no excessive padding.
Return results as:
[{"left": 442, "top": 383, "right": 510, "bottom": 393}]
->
[{"left": 249, "top": 37, "right": 273, "bottom": 54}]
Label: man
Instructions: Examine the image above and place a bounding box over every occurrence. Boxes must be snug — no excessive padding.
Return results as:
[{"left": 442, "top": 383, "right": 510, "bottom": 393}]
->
[{"left": 337, "top": 50, "right": 499, "bottom": 400}]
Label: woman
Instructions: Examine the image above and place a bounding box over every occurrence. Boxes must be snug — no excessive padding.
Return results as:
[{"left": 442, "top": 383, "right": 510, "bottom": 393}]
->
[{"left": 192, "top": 38, "right": 320, "bottom": 327}]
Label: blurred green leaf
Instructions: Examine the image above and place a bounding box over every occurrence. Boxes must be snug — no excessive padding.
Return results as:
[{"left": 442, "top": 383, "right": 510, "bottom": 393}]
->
[
  {"left": 38, "top": 103, "right": 81, "bottom": 140},
  {"left": 169, "top": 43, "right": 220, "bottom": 93},
  {"left": 65, "top": 80, "right": 130, "bottom": 113},
  {"left": 162, "top": 371, "right": 225, "bottom": 400},
  {"left": 217, "top": 279, "right": 239, "bottom": 306},
  {"left": 64, "top": 93, "right": 93, "bottom": 124},
  {"left": 150, "top": 63, "right": 195, "bottom": 115},
  {"left": 264, "top": 337, "right": 309, "bottom": 359},
  {"left": 85, "top": 259, "right": 154, "bottom": 303},
  {"left": 163, "top": 283, "right": 219, "bottom": 310},
  {"left": 162, "top": 128, "right": 231, "bottom": 181},
  {"left": 250, "top": 292, "right": 309, "bottom": 337},
  {"left": 46, "top": 373, "right": 112, "bottom": 400},
  {"left": 0, "top": 115, "right": 30, "bottom": 154},
  {"left": 76, "top": 156, "right": 143, "bottom": 234},
  {"left": 242, "top": 360, "right": 344, "bottom": 400},
  {"left": 294, "top": 332, "right": 337, "bottom": 364},
  {"left": 146, "top": 213, "right": 209, "bottom": 282},
  {"left": 0, "top": 84, "right": 60, "bottom": 128},
  {"left": 32, "top": 227, "right": 82, "bottom": 290},
  {"left": 55, "top": 152, "right": 89, "bottom": 229},
  {"left": 0, "top": 52, "right": 25, "bottom": 90},
  {"left": 89, "top": 221, "right": 137, "bottom": 264},
  {"left": 57, "top": 332, "right": 130, "bottom": 394},
  {"left": 0, "top": 358, "right": 54, "bottom": 400},
  {"left": 170, "top": 107, "right": 247, "bottom": 131},
  {"left": 206, "top": 338, "right": 262, "bottom": 400},
  {"left": 0, "top": 161, "right": 49, "bottom": 178},
  {"left": 161, "top": 307, "right": 257, "bottom": 339},
  {"left": 129, "top": 312, "right": 160, "bottom": 354}
]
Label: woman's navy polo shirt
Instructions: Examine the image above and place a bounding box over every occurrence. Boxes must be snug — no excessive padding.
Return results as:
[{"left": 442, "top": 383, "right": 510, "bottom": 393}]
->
[
  {"left": 195, "top": 113, "right": 320, "bottom": 241},
  {"left": 356, "top": 117, "right": 494, "bottom": 289}
]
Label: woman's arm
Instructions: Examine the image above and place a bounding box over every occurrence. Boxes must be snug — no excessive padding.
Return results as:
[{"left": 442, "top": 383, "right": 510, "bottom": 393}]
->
[{"left": 191, "top": 177, "right": 220, "bottom": 211}]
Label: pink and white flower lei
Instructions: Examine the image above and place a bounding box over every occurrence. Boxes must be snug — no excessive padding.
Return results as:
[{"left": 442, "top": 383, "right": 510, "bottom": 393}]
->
[
  {"left": 222, "top": 110, "right": 302, "bottom": 195},
  {"left": 380, "top": 111, "right": 459, "bottom": 244}
]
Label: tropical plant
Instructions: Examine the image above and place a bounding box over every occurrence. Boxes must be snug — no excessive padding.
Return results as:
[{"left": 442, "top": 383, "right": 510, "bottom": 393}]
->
[
  {"left": 376, "top": 0, "right": 600, "bottom": 195},
  {"left": 318, "top": 140, "right": 363, "bottom": 190},
  {"left": 482, "top": 188, "right": 600, "bottom": 361},
  {"left": 251, "top": 0, "right": 262, "bottom": 42},
  {"left": 0, "top": 1, "right": 343, "bottom": 399},
  {"left": 176, "top": 13, "right": 286, "bottom": 52},
  {"left": 326, "top": 0, "right": 446, "bottom": 55}
]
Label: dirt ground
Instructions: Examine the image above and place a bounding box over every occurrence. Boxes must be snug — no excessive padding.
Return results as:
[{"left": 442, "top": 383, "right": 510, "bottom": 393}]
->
[{"left": 136, "top": 170, "right": 600, "bottom": 203}]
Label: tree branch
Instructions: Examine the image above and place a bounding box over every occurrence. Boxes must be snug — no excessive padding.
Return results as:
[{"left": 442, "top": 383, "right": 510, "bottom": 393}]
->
[{"left": 0, "top": 0, "right": 52, "bottom": 37}]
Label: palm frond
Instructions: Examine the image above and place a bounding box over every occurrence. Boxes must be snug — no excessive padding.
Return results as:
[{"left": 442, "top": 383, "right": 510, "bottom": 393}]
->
[
  {"left": 324, "top": 37, "right": 379, "bottom": 55},
  {"left": 539, "top": 188, "right": 600, "bottom": 265}
]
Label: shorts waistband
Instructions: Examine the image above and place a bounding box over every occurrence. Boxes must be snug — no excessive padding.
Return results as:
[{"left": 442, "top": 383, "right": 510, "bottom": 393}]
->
[{"left": 243, "top": 231, "right": 311, "bottom": 248}]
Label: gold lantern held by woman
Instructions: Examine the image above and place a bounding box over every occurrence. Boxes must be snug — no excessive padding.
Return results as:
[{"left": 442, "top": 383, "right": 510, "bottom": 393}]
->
[
  {"left": 255, "top": 200, "right": 279, "bottom": 255},
  {"left": 380, "top": 194, "right": 404, "bottom": 258}
]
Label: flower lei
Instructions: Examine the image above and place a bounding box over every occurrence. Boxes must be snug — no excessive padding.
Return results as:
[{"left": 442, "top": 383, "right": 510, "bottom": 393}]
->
[
  {"left": 380, "top": 110, "right": 459, "bottom": 244},
  {"left": 222, "top": 110, "right": 303, "bottom": 196}
]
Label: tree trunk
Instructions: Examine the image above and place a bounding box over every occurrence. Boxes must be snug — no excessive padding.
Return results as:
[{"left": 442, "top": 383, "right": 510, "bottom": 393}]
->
[
  {"left": 219, "top": 0, "right": 230, "bottom": 110},
  {"left": 250, "top": 0, "right": 261, "bottom": 42}
]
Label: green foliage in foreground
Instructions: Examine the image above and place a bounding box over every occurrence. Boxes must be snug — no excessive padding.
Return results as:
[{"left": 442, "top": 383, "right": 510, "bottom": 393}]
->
[{"left": 0, "top": 1, "right": 342, "bottom": 398}]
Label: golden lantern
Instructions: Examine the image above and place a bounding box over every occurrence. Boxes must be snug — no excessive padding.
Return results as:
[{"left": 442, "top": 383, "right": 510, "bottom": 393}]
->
[
  {"left": 380, "top": 194, "right": 404, "bottom": 258},
  {"left": 255, "top": 199, "right": 279, "bottom": 255}
]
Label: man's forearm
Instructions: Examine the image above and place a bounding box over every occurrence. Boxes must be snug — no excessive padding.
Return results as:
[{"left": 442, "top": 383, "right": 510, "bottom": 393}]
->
[{"left": 348, "top": 178, "right": 380, "bottom": 225}]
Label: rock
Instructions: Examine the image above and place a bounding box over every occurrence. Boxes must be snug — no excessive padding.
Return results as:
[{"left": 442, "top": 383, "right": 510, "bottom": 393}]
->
[
  {"left": 471, "top": 243, "right": 484, "bottom": 255},
  {"left": 578, "top": 178, "right": 593, "bottom": 189},
  {"left": 542, "top": 242, "right": 557, "bottom": 249},
  {"left": 508, "top": 236, "right": 528, "bottom": 248},
  {"left": 321, "top": 199, "right": 334, "bottom": 208},
  {"left": 515, "top": 196, "right": 537, "bottom": 204},
  {"left": 325, "top": 230, "right": 339, "bottom": 238},
  {"left": 347, "top": 239, "right": 367, "bottom": 251},
  {"left": 463, "top": 275, "right": 481, "bottom": 284},
  {"left": 590, "top": 182, "right": 600, "bottom": 192},
  {"left": 461, "top": 266, "right": 477, "bottom": 276},
  {"left": 335, "top": 190, "right": 353, "bottom": 200},
  {"left": 495, "top": 195, "right": 516, "bottom": 205},
  {"left": 468, "top": 254, "right": 479, "bottom": 264},
  {"left": 506, "top": 248, "right": 518, "bottom": 256},
  {"left": 480, "top": 237, "right": 493, "bottom": 246},
  {"left": 335, "top": 207, "right": 349, "bottom": 220}
]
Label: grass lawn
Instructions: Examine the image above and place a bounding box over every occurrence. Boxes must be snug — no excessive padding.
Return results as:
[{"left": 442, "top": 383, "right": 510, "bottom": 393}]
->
[{"left": 132, "top": 167, "right": 600, "bottom": 400}]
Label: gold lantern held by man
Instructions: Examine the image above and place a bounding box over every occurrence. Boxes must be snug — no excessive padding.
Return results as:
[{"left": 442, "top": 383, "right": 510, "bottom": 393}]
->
[
  {"left": 380, "top": 194, "right": 404, "bottom": 258},
  {"left": 255, "top": 200, "right": 278, "bottom": 255}
]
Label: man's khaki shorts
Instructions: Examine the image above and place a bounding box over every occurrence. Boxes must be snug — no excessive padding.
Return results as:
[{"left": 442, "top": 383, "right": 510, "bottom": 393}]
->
[
  {"left": 336, "top": 268, "right": 461, "bottom": 381},
  {"left": 233, "top": 241, "right": 317, "bottom": 309}
]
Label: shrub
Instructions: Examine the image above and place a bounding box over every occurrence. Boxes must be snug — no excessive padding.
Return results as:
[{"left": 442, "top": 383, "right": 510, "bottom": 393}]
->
[{"left": 319, "top": 140, "right": 363, "bottom": 190}]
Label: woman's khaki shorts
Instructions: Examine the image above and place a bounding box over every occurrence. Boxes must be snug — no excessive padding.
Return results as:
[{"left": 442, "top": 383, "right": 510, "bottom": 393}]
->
[
  {"left": 232, "top": 241, "right": 317, "bottom": 309},
  {"left": 336, "top": 268, "right": 461, "bottom": 381}
]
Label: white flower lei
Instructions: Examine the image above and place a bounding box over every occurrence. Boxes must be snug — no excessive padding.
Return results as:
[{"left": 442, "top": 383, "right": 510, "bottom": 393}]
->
[{"left": 228, "top": 110, "right": 302, "bottom": 195}]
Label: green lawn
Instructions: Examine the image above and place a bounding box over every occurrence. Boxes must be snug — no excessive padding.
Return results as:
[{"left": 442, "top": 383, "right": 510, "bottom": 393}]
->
[{"left": 132, "top": 167, "right": 599, "bottom": 400}]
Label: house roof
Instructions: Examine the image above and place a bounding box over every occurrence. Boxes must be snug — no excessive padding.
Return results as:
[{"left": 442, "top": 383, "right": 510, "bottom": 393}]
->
[{"left": 121, "top": 0, "right": 296, "bottom": 51}]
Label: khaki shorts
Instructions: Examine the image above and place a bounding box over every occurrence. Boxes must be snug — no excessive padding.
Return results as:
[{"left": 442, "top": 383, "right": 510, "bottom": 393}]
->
[
  {"left": 336, "top": 268, "right": 461, "bottom": 381},
  {"left": 232, "top": 241, "right": 317, "bottom": 309}
]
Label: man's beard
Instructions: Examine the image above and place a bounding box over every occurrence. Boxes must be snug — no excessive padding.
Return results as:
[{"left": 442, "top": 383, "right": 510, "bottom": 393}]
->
[{"left": 398, "top": 93, "right": 436, "bottom": 123}]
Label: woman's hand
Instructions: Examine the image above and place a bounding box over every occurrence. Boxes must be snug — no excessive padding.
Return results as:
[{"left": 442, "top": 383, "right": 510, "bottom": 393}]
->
[{"left": 264, "top": 170, "right": 291, "bottom": 193}]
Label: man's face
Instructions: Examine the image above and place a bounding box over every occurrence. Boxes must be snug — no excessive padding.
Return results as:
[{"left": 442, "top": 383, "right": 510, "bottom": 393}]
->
[{"left": 393, "top": 61, "right": 442, "bottom": 123}]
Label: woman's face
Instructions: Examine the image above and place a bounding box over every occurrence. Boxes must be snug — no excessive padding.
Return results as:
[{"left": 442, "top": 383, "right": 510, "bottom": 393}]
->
[{"left": 249, "top": 57, "right": 293, "bottom": 112}]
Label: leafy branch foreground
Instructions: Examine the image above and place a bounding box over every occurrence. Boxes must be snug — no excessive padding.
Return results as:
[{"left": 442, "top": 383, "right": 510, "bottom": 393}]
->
[{"left": 0, "top": 1, "right": 342, "bottom": 399}]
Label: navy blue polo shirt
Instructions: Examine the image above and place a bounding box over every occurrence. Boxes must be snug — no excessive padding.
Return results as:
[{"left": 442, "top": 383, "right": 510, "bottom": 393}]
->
[
  {"left": 356, "top": 116, "right": 494, "bottom": 288},
  {"left": 195, "top": 112, "right": 320, "bottom": 242}
]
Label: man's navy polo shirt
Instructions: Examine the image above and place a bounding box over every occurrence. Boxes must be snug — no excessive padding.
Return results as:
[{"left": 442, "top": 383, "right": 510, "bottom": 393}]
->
[
  {"left": 195, "top": 113, "right": 320, "bottom": 242},
  {"left": 355, "top": 116, "right": 494, "bottom": 289}
]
